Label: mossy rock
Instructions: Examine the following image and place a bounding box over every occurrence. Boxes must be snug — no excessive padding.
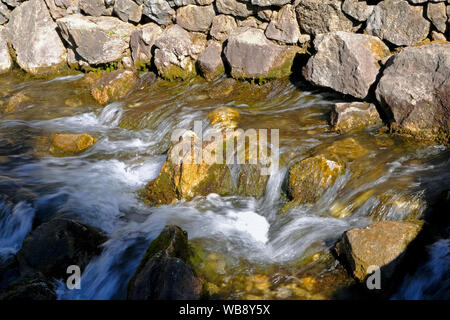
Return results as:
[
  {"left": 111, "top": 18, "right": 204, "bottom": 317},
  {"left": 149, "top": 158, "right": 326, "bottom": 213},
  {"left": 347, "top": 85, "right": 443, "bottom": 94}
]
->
[
  {"left": 91, "top": 69, "right": 137, "bottom": 105},
  {"left": 48, "top": 133, "right": 96, "bottom": 156}
]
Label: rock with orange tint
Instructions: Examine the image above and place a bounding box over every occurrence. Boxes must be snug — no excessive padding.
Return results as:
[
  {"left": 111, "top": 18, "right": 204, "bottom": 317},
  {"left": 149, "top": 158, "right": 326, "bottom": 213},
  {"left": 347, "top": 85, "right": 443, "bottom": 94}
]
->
[
  {"left": 303, "top": 31, "right": 390, "bottom": 99},
  {"left": 91, "top": 69, "right": 136, "bottom": 105},
  {"left": 49, "top": 133, "right": 96, "bottom": 155}
]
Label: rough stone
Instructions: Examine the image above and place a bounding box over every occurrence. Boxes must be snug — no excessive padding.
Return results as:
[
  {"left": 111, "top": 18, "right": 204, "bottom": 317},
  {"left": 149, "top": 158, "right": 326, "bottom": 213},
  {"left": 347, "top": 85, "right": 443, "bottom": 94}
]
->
[
  {"left": 130, "top": 22, "right": 162, "bottom": 67},
  {"left": 216, "top": 0, "right": 254, "bottom": 18},
  {"left": 376, "top": 42, "right": 450, "bottom": 145},
  {"left": 427, "top": 2, "right": 447, "bottom": 34},
  {"left": 265, "top": 4, "right": 300, "bottom": 44},
  {"left": 303, "top": 31, "right": 390, "bottom": 99},
  {"left": 295, "top": 0, "right": 357, "bottom": 36},
  {"left": 114, "top": 0, "right": 143, "bottom": 23},
  {"left": 0, "top": 27, "right": 12, "bottom": 74},
  {"left": 365, "top": 0, "right": 430, "bottom": 46},
  {"left": 57, "top": 14, "right": 135, "bottom": 66},
  {"left": 210, "top": 14, "right": 237, "bottom": 41},
  {"left": 335, "top": 221, "right": 423, "bottom": 282},
  {"left": 49, "top": 133, "right": 96, "bottom": 155},
  {"left": 224, "top": 27, "right": 299, "bottom": 80},
  {"left": 342, "top": 0, "right": 374, "bottom": 22},
  {"left": 142, "top": 0, "right": 175, "bottom": 25},
  {"left": 176, "top": 4, "right": 215, "bottom": 32},
  {"left": 79, "top": 0, "right": 106, "bottom": 16},
  {"left": 197, "top": 41, "right": 225, "bottom": 81},
  {"left": 44, "top": 0, "right": 79, "bottom": 20},
  {"left": 5, "top": 0, "right": 67, "bottom": 75}
]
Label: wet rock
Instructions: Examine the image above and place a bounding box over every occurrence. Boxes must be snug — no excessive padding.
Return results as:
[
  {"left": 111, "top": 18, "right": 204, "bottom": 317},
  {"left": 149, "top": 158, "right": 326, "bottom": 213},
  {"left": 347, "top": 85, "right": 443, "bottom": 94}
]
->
[
  {"left": 375, "top": 42, "right": 450, "bottom": 145},
  {"left": 265, "top": 4, "right": 300, "bottom": 44},
  {"left": 16, "top": 218, "right": 106, "bottom": 279},
  {"left": 176, "top": 4, "right": 215, "bottom": 32},
  {"left": 427, "top": 2, "right": 447, "bottom": 34},
  {"left": 295, "top": 0, "right": 357, "bottom": 36},
  {"left": 207, "top": 106, "right": 240, "bottom": 129},
  {"left": 303, "top": 31, "right": 390, "bottom": 99},
  {"left": 210, "top": 14, "right": 237, "bottom": 41},
  {"left": 365, "top": 0, "right": 430, "bottom": 46},
  {"left": 196, "top": 41, "right": 225, "bottom": 81},
  {"left": 3, "top": 92, "right": 31, "bottom": 114},
  {"left": 0, "top": 27, "right": 12, "bottom": 74},
  {"left": 142, "top": 125, "right": 270, "bottom": 205},
  {"left": 334, "top": 220, "right": 423, "bottom": 282},
  {"left": 57, "top": 14, "right": 135, "bottom": 66},
  {"left": 216, "top": 0, "right": 254, "bottom": 18},
  {"left": 114, "top": 0, "right": 143, "bottom": 23},
  {"left": 79, "top": 0, "right": 106, "bottom": 16},
  {"left": 142, "top": 0, "right": 175, "bottom": 25},
  {"left": 4, "top": 0, "right": 67, "bottom": 75},
  {"left": 330, "top": 102, "right": 381, "bottom": 133},
  {"left": 91, "top": 69, "right": 137, "bottom": 105},
  {"left": 342, "top": 0, "right": 374, "bottom": 22},
  {"left": 153, "top": 24, "right": 206, "bottom": 80},
  {"left": 0, "top": 278, "right": 56, "bottom": 300},
  {"left": 44, "top": 0, "right": 79, "bottom": 20},
  {"left": 130, "top": 23, "right": 162, "bottom": 68},
  {"left": 49, "top": 133, "right": 96, "bottom": 155},
  {"left": 127, "top": 225, "right": 204, "bottom": 300},
  {"left": 224, "top": 27, "right": 300, "bottom": 80},
  {"left": 284, "top": 155, "right": 345, "bottom": 210}
]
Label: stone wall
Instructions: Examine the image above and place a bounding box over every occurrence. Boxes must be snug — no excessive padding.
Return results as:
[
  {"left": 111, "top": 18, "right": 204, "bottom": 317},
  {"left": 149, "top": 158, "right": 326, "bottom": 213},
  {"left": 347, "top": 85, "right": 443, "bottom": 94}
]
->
[{"left": 0, "top": 0, "right": 449, "bottom": 143}]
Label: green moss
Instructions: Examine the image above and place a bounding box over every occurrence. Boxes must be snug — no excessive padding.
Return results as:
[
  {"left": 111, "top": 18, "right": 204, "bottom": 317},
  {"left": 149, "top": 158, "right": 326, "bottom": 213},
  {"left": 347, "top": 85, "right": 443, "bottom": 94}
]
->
[{"left": 159, "top": 63, "right": 196, "bottom": 81}]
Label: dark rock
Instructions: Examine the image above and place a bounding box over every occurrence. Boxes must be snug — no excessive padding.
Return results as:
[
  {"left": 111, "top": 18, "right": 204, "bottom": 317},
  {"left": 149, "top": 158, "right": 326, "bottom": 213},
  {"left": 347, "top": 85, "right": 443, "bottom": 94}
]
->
[{"left": 127, "top": 225, "right": 204, "bottom": 300}]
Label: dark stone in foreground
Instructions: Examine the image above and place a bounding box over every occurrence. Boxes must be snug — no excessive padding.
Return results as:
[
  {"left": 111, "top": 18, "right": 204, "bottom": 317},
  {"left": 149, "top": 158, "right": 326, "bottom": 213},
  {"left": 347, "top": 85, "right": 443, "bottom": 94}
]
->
[
  {"left": 127, "top": 225, "right": 204, "bottom": 300},
  {"left": 16, "top": 218, "right": 106, "bottom": 279}
]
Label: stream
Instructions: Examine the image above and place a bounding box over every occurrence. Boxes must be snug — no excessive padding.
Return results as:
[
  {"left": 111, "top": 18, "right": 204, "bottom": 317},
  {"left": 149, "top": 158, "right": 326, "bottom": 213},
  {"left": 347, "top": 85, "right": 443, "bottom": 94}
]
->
[{"left": 0, "top": 71, "right": 449, "bottom": 300}]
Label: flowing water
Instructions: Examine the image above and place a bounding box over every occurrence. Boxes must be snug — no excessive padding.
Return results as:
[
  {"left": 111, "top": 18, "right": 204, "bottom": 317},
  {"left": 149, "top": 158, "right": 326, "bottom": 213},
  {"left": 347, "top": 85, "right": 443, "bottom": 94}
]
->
[{"left": 0, "top": 71, "right": 449, "bottom": 300}]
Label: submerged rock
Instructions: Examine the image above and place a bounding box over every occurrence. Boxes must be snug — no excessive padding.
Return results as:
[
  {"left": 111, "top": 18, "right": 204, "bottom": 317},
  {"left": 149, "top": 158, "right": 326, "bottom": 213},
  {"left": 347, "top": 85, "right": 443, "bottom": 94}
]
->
[
  {"left": 330, "top": 102, "right": 381, "bottom": 133},
  {"left": 0, "top": 278, "right": 56, "bottom": 300},
  {"left": 16, "top": 218, "right": 106, "bottom": 279},
  {"left": 365, "top": 0, "right": 430, "bottom": 46},
  {"left": 91, "top": 69, "right": 137, "bottom": 105},
  {"left": 224, "top": 27, "right": 300, "bottom": 80},
  {"left": 127, "top": 225, "right": 204, "bottom": 300},
  {"left": 334, "top": 220, "right": 423, "bottom": 282},
  {"left": 49, "top": 133, "right": 96, "bottom": 155},
  {"left": 5, "top": 0, "right": 67, "bottom": 75},
  {"left": 0, "top": 27, "right": 12, "bottom": 74},
  {"left": 207, "top": 106, "right": 240, "bottom": 129},
  {"left": 303, "top": 31, "right": 390, "bottom": 99},
  {"left": 376, "top": 42, "right": 450, "bottom": 145},
  {"left": 284, "top": 155, "right": 345, "bottom": 210},
  {"left": 57, "top": 14, "right": 135, "bottom": 66},
  {"left": 196, "top": 41, "right": 225, "bottom": 81},
  {"left": 153, "top": 24, "right": 206, "bottom": 80}
]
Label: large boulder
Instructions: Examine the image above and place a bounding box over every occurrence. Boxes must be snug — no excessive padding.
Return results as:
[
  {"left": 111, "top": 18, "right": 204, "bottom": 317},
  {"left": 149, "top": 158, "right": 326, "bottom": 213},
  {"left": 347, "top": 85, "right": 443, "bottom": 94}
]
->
[
  {"left": 0, "top": 27, "right": 12, "bottom": 74},
  {"left": 130, "top": 23, "right": 162, "bottom": 68},
  {"left": 224, "top": 27, "right": 299, "bottom": 80},
  {"left": 375, "top": 42, "right": 450, "bottom": 145},
  {"left": 334, "top": 221, "right": 423, "bottom": 282},
  {"left": 176, "top": 4, "right": 215, "bottom": 32},
  {"left": 295, "top": 0, "right": 357, "bottom": 36},
  {"left": 153, "top": 24, "right": 206, "bottom": 80},
  {"left": 4, "top": 0, "right": 67, "bottom": 75},
  {"left": 303, "top": 31, "right": 390, "bottom": 99},
  {"left": 265, "top": 4, "right": 300, "bottom": 44},
  {"left": 365, "top": 0, "right": 430, "bottom": 46},
  {"left": 16, "top": 218, "right": 106, "bottom": 279},
  {"left": 127, "top": 225, "right": 204, "bottom": 300},
  {"left": 142, "top": 0, "right": 175, "bottom": 25},
  {"left": 57, "top": 14, "right": 135, "bottom": 66}
]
